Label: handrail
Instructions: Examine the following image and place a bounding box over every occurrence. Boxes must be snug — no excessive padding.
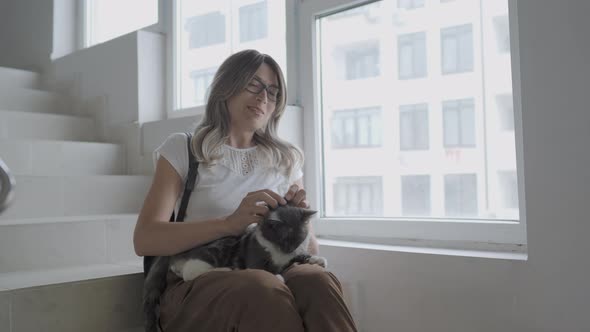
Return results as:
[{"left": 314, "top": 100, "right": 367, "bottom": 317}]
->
[{"left": 0, "top": 157, "right": 15, "bottom": 214}]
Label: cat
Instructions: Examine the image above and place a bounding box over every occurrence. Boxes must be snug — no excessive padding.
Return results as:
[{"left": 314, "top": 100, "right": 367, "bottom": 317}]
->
[{"left": 143, "top": 204, "right": 328, "bottom": 332}]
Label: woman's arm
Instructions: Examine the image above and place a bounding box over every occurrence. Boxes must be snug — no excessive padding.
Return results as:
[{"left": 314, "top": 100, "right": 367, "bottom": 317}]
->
[
  {"left": 287, "top": 178, "right": 320, "bottom": 255},
  {"left": 133, "top": 157, "right": 235, "bottom": 257}
]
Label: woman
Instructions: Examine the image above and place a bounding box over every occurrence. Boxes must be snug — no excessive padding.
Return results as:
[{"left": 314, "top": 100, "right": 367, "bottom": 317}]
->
[{"left": 134, "top": 49, "right": 357, "bottom": 332}]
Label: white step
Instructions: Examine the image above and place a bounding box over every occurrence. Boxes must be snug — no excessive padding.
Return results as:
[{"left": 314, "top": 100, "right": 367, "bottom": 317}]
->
[
  {"left": 0, "top": 87, "right": 68, "bottom": 114},
  {"left": 0, "top": 214, "right": 140, "bottom": 273},
  {"left": 0, "top": 175, "right": 151, "bottom": 220},
  {"left": 0, "top": 67, "right": 39, "bottom": 89},
  {"left": 0, "top": 110, "right": 96, "bottom": 141},
  {"left": 0, "top": 139, "right": 126, "bottom": 175},
  {"left": 0, "top": 266, "right": 143, "bottom": 332}
]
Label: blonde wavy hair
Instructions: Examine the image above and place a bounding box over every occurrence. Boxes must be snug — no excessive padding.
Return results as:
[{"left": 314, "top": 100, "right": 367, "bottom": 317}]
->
[{"left": 191, "top": 49, "right": 303, "bottom": 178}]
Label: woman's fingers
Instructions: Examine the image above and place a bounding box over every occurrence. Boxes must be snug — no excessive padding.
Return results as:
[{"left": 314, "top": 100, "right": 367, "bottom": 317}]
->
[
  {"left": 246, "top": 190, "right": 286, "bottom": 208},
  {"left": 284, "top": 185, "right": 299, "bottom": 201},
  {"left": 291, "top": 188, "right": 306, "bottom": 206}
]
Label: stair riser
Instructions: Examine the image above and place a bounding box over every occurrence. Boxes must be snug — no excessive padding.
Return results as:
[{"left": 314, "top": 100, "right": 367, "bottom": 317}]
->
[
  {"left": 0, "top": 176, "right": 150, "bottom": 220},
  {"left": 0, "top": 141, "right": 126, "bottom": 176},
  {"left": 0, "top": 112, "right": 96, "bottom": 141},
  {"left": 0, "top": 68, "right": 39, "bottom": 89},
  {"left": 0, "top": 274, "right": 143, "bottom": 332},
  {"left": 0, "top": 89, "right": 67, "bottom": 114},
  {"left": 0, "top": 219, "right": 137, "bottom": 273}
]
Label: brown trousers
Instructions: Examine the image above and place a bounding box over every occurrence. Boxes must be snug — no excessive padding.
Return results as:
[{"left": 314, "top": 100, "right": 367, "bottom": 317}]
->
[{"left": 159, "top": 264, "right": 358, "bottom": 332}]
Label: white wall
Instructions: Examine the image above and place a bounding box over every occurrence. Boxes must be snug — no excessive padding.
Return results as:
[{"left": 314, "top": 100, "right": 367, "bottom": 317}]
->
[
  {"left": 0, "top": 0, "right": 53, "bottom": 71},
  {"left": 318, "top": 1, "right": 590, "bottom": 331}
]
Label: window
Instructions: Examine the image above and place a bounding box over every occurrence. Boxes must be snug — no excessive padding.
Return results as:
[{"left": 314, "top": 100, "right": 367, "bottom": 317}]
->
[
  {"left": 84, "top": 0, "right": 158, "bottom": 47},
  {"left": 398, "top": 32, "right": 427, "bottom": 79},
  {"left": 400, "top": 103, "right": 429, "bottom": 150},
  {"left": 309, "top": 0, "right": 523, "bottom": 250},
  {"left": 186, "top": 12, "right": 226, "bottom": 48},
  {"left": 443, "top": 99, "right": 475, "bottom": 148},
  {"left": 345, "top": 46, "right": 380, "bottom": 80},
  {"left": 496, "top": 94, "right": 514, "bottom": 131},
  {"left": 332, "top": 108, "right": 382, "bottom": 148},
  {"left": 174, "top": 0, "right": 286, "bottom": 111},
  {"left": 397, "top": 0, "right": 425, "bottom": 10},
  {"left": 493, "top": 16, "right": 510, "bottom": 53},
  {"left": 333, "top": 177, "right": 383, "bottom": 216},
  {"left": 190, "top": 68, "right": 217, "bottom": 105},
  {"left": 401, "top": 175, "right": 431, "bottom": 216},
  {"left": 498, "top": 171, "right": 518, "bottom": 209},
  {"left": 441, "top": 24, "right": 474, "bottom": 74},
  {"left": 240, "top": 2, "right": 268, "bottom": 42},
  {"left": 445, "top": 174, "right": 478, "bottom": 217}
]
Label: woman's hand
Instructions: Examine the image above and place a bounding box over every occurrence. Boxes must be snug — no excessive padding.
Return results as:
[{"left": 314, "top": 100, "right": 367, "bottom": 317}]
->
[
  {"left": 284, "top": 184, "right": 309, "bottom": 208},
  {"left": 224, "top": 189, "right": 287, "bottom": 236}
]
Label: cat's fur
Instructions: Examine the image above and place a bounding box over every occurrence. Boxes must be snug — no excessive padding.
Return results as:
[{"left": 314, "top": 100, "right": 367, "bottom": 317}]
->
[{"left": 143, "top": 205, "right": 327, "bottom": 332}]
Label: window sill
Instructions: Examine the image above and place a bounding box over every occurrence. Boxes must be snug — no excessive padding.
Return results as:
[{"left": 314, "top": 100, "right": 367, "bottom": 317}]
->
[{"left": 317, "top": 237, "right": 528, "bottom": 261}]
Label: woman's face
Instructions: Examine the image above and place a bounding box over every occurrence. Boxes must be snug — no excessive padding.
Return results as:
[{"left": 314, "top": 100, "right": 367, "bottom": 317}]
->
[{"left": 226, "top": 62, "right": 279, "bottom": 133}]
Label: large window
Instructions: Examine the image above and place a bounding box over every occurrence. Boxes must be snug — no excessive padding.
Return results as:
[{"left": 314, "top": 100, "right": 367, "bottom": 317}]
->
[
  {"left": 84, "top": 0, "right": 158, "bottom": 47},
  {"left": 309, "top": 0, "right": 524, "bottom": 249},
  {"left": 174, "top": 0, "right": 286, "bottom": 112}
]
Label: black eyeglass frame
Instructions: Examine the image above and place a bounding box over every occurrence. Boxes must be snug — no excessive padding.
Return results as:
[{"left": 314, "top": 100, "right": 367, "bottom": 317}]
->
[{"left": 245, "top": 76, "right": 280, "bottom": 102}]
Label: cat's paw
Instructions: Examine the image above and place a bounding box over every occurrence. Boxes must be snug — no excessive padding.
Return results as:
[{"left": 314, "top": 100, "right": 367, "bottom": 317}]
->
[
  {"left": 181, "top": 260, "right": 214, "bottom": 281},
  {"left": 308, "top": 255, "right": 328, "bottom": 268}
]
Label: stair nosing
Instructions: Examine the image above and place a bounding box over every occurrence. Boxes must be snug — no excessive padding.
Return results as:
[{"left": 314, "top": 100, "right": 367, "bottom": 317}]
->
[{"left": 0, "top": 262, "right": 142, "bottom": 291}]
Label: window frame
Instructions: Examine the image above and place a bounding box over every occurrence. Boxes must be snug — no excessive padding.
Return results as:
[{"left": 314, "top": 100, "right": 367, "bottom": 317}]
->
[{"left": 298, "top": 0, "right": 527, "bottom": 253}]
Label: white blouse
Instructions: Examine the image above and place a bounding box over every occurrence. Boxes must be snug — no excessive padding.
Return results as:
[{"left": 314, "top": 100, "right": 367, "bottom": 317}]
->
[{"left": 153, "top": 133, "right": 303, "bottom": 222}]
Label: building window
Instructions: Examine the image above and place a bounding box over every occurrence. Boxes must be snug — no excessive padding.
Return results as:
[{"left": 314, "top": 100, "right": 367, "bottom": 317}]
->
[
  {"left": 498, "top": 171, "right": 518, "bottom": 209},
  {"left": 443, "top": 98, "right": 476, "bottom": 148},
  {"left": 400, "top": 103, "right": 429, "bottom": 150},
  {"left": 401, "top": 175, "right": 431, "bottom": 216},
  {"left": 397, "top": 0, "right": 425, "bottom": 10},
  {"left": 441, "top": 24, "right": 474, "bottom": 74},
  {"left": 332, "top": 108, "right": 382, "bottom": 148},
  {"left": 334, "top": 177, "right": 383, "bottom": 216},
  {"left": 345, "top": 46, "right": 380, "bottom": 80},
  {"left": 240, "top": 2, "right": 268, "bottom": 42},
  {"left": 185, "top": 12, "right": 226, "bottom": 48},
  {"left": 496, "top": 94, "right": 514, "bottom": 131},
  {"left": 493, "top": 15, "right": 510, "bottom": 53},
  {"left": 444, "top": 174, "right": 478, "bottom": 217},
  {"left": 398, "top": 32, "right": 427, "bottom": 79},
  {"left": 190, "top": 68, "right": 217, "bottom": 106}
]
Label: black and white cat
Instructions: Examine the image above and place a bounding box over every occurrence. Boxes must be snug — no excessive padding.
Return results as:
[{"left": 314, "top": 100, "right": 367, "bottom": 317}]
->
[{"left": 143, "top": 205, "right": 327, "bottom": 332}]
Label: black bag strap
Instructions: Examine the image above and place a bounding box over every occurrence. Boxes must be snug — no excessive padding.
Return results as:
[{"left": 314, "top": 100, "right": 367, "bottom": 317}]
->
[
  {"left": 143, "top": 132, "right": 199, "bottom": 277},
  {"left": 174, "top": 132, "right": 198, "bottom": 222}
]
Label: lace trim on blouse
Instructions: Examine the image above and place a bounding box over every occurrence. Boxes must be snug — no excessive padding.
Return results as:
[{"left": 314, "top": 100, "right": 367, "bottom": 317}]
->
[{"left": 217, "top": 144, "right": 261, "bottom": 176}]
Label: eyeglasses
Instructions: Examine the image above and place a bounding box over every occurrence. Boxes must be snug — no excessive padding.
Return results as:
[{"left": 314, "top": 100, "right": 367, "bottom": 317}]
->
[{"left": 245, "top": 77, "right": 280, "bottom": 102}]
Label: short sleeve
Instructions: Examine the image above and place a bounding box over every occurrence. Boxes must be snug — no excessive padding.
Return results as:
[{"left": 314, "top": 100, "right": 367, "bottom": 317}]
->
[
  {"left": 289, "top": 163, "right": 304, "bottom": 184},
  {"left": 153, "top": 133, "right": 190, "bottom": 181}
]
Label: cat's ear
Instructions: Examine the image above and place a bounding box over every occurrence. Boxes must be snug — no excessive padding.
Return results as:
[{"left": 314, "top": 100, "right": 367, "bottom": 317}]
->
[{"left": 302, "top": 208, "right": 317, "bottom": 219}]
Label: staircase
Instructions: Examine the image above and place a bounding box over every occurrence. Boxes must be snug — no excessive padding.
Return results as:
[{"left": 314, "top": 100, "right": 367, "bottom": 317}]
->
[{"left": 0, "top": 67, "right": 150, "bottom": 332}]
